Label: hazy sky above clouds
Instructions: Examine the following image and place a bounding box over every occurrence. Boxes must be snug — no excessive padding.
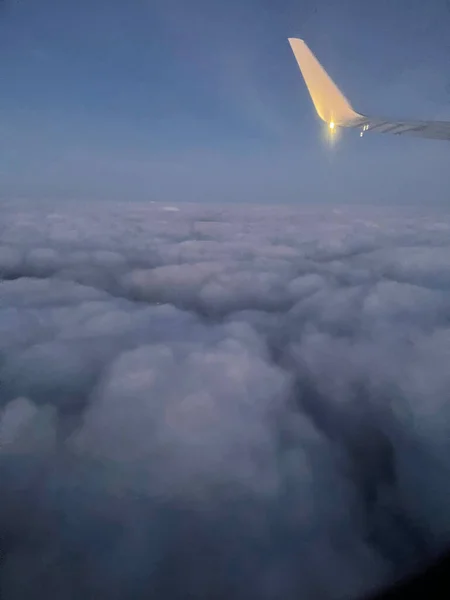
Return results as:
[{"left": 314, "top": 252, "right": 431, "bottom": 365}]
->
[{"left": 1, "top": 0, "right": 450, "bottom": 204}]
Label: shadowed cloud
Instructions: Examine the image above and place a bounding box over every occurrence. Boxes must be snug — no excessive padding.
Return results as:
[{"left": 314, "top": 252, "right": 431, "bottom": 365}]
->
[{"left": 1, "top": 200, "right": 450, "bottom": 598}]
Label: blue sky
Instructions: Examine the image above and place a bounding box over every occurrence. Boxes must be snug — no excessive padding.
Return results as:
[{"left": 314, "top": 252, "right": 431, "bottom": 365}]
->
[{"left": 1, "top": 0, "right": 450, "bottom": 204}]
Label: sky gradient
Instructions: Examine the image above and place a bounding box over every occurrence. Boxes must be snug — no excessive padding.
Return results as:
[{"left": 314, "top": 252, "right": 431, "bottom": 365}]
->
[{"left": 1, "top": 0, "right": 450, "bottom": 204}]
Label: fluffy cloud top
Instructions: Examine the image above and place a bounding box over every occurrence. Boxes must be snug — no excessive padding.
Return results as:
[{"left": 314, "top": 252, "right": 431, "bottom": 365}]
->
[{"left": 1, "top": 200, "right": 450, "bottom": 599}]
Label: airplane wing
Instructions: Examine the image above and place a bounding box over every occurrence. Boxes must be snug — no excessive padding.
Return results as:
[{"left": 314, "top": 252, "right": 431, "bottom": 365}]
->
[{"left": 288, "top": 37, "right": 450, "bottom": 141}]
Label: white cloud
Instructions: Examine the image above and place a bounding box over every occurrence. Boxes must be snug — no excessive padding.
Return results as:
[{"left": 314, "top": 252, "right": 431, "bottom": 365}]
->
[{"left": 1, "top": 199, "right": 450, "bottom": 598}]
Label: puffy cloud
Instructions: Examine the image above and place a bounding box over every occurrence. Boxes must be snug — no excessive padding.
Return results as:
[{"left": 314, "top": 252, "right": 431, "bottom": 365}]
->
[{"left": 1, "top": 200, "right": 450, "bottom": 598}]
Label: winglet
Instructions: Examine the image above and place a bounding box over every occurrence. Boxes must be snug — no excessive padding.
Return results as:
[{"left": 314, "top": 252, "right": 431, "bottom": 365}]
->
[{"left": 288, "top": 38, "right": 363, "bottom": 127}]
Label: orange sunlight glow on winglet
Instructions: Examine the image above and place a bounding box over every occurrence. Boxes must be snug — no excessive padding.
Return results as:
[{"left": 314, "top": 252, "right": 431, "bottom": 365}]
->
[
  {"left": 288, "top": 37, "right": 450, "bottom": 141},
  {"left": 287, "top": 38, "right": 362, "bottom": 127}
]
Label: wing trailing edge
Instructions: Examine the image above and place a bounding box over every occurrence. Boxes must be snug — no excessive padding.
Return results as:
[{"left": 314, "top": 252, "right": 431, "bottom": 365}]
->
[{"left": 288, "top": 37, "right": 450, "bottom": 141}]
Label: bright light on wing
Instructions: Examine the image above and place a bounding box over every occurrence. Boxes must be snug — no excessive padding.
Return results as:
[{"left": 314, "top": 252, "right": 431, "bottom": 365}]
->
[{"left": 288, "top": 37, "right": 450, "bottom": 142}]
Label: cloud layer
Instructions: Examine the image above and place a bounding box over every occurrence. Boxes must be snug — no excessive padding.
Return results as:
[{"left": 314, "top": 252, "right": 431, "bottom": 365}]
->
[{"left": 1, "top": 200, "right": 450, "bottom": 599}]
